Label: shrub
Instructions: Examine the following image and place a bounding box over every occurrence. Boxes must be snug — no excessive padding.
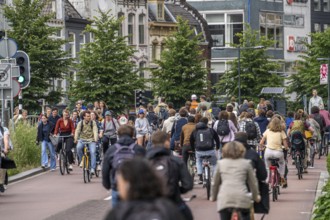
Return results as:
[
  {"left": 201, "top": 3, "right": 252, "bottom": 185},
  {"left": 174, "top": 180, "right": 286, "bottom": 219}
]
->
[{"left": 7, "top": 123, "right": 40, "bottom": 176}]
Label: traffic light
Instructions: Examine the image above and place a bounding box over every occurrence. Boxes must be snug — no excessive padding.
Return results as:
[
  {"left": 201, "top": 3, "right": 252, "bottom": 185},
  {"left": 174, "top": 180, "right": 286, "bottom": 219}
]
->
[
  {"left": 14, "top": 50, "right": 30, "bottom": 89},
  {"left": 135, "top": 90, "right": 144, "bottom": 107}
]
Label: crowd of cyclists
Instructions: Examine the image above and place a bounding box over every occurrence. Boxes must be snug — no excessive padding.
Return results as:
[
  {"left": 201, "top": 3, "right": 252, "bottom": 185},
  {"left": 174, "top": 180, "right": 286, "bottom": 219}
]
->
[{"left": 1, "top": 88, "right": 329, "bottom": 220}]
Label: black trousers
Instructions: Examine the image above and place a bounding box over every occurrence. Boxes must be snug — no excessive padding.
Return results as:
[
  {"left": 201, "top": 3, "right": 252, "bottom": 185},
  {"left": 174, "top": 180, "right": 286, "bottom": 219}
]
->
[
  {"left": 178, "top": 202, "right": 193, "bottom": 220},
  {"left": 58, "top": 132, "right": 74, "bottom": 164},
  {"left": 219, "top": 208, "right": 250, "bottom": 220},
  {"left": 182, "top": 145, "right": 192, "bottom": 166},
  {"left": 102, "top": 136, "right": 117, "bottom": 154}
]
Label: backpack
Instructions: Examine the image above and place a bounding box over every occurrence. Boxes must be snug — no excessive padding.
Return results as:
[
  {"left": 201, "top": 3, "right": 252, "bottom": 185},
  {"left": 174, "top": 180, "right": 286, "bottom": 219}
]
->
[
  {"left": 217, "top": 120, "right": 230, "bottom": 136},
  {"left": 245, "top": 121, "right": 257, "bottom": 140},
  {"left": 313, "top": 114, "right": 324, "bottom": 131},
  {"left": 195, "top": 128, "right": 213, "bottom": 148},
  {"left": 147, "top": 112, "right": 159, "bottom": 129},
  {"left": 112, "top": 143, "right": 136, "bottom": 173},
  {"left": 80, "top": 120, "right": 94, "bottom": 132},
  {"left": 158, "top": 106, "right": 169, "bottom": 121},
  {"left": 150, "top": 156, "right": 177, "bottom": 198},
  {"left": 290, "top": 131, "right": 305, "bottom": 151}
]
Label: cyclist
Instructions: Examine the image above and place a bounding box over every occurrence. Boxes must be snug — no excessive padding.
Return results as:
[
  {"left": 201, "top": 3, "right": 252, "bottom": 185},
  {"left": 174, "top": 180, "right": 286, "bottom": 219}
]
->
[
  {"left": 75, "top": 110, "right": 98, "bottom": 175},
  {"left": 71, "top": 110, "right": 80, "bottom": 129},
  {"left": 171, "top": 108, "right": 188, "bottom": 153},
  {"left": 239, "top": 112, "right": 262, "bottom": 150},
  {"left": 102, "top": 125, "right": 145, "bottom": 207},
  {"left": 259, "top": 117, "right": 288, "bottom": 187},
  {"left": 162, "top": 109, "right": 176, "bottom": 139},
  {"left": 190, "top": 94, "right": 199, "bottom": 110},
  {"left": 147, "top": 131, "right": 193, "bottom": 220},
  {"left": 101, "top": 111, "right": 119, "bottom": 154},
  {"left": 54, "top": 109, "right": 75, "bottom": 171},
  {"left": 180, "top": 116, "right": 196, "bottom": 166},
  {"left": 190, "top": 117, "right": 220, "bottom": 184}
]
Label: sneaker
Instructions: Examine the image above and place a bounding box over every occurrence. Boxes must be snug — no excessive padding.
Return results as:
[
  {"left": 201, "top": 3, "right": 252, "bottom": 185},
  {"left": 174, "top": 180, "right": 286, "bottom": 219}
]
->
[
  {"left": 0, "top": 184, "right": 5, "bottom": 193},
  {"left": 50, "top": 168, "right": 56, "bottom": 172},
  {"left": 97, "top": 165, "right": 101, "bottom": 171},
  {"left": 91, "top": 168, "right": 95, "bottom": 175},
  {"left": 68, "top": 165, "right": 73, "bottom": 171},
  {"left": 79, "top": 160, "right": 83, "bottom": 168}
]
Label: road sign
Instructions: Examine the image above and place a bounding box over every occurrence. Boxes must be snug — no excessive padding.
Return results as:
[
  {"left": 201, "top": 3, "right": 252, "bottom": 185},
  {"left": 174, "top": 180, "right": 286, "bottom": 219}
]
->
[
  {"left": 12, "top": 79, "right": 21, "bottom": 98},
  {"left": 0, "top": 38, "right": 18, "bottom": 58},
  {"left": 0, "top": 63, "right": 11, "bottom": 88},
  {"left": 320, "top": 64, "right": 328, "bottom": 85}
]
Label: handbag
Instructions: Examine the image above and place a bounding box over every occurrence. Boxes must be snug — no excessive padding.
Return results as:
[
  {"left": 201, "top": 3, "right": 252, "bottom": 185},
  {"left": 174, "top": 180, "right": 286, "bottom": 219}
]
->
[
  {"left": 254, "top": 181, "right": 269, "bottom": 214},
  {"left": 49, "top": 135, "right": 59, "bottom": 147},
  {"left": 0, "top": 156, "right": 17, "bottom": 169},
  {"left": 304, "top": 130, "right": 313, "bottom": 139}
]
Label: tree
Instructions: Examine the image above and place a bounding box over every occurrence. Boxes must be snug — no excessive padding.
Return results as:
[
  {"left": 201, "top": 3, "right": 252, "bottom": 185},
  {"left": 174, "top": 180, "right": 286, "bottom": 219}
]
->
[
  {"left": 70, "top": 10, "right": 143, "bottom": 113},
  {"left": 215, "top": 25, "right": 283, "bottom": 102},
  {"left": 287, "top": 29, "right": 330, "bottom": 106},
  {"left": 4, "top": 0, "right": 72, "bottom": 111},
  {"left": 151, "top": 16, "right": 208, "bottom": 108}
]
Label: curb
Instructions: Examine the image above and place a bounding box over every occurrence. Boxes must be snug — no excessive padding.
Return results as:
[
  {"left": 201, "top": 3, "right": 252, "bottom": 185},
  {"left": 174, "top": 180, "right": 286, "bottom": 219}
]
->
[
  {"left": 8, "top": 167, "right": 49, "bottom": 184},
  {"left": 310, "top": 171, "right": 329, "bottom": 220}
]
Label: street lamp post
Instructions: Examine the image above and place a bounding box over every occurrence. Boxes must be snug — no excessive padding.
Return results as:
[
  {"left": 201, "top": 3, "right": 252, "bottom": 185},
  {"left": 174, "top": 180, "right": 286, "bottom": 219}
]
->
[
  {"left": 317, "top": 57, "right": 330, "bottom": 111},
  {"left": 212, "top": 46, "right": 264, "bottom": 105}
]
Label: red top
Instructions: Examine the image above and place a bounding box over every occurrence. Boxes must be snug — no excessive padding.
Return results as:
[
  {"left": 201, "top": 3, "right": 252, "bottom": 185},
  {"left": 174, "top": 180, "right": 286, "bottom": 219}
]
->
[{"left": 54, "top": 118, "right": 75, "bottom": 135}]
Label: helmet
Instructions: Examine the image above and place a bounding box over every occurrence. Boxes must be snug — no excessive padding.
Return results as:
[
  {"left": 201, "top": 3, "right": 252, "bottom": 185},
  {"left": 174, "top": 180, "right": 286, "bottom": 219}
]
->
[{"left": 191, "top": 94, "right": 197, "bottom": 100}]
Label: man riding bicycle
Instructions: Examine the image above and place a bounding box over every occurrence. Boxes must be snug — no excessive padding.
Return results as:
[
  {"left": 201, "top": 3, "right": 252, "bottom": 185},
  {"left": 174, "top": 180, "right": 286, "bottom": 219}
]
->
[{"left": 75, "top": 110, "right": 98, "bottom": 175}]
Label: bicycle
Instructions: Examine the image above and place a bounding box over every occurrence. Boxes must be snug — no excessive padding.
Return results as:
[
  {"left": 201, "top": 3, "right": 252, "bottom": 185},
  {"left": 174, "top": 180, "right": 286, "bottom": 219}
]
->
[
  {"left": 95, "top": 143, "right": 103, "bottom": 178},
  {"left": 201, "top": 155, "right": 211, "bottom": 200},
  {"left": 321, "top": 132, "right": 329, "bottom": 158},
  {"left": 80, "top": 140, "right": 93, "bottom": 183},
  {"left": 309, "top": 138, "right": 318, "bottom": 168},
  {"left": 187, "top": 151, "right": 196, "bottom": 180},
  {"left": 269, "top": 158, "right": 281, "bottom": 202},
  {"left": 57, "top": 135, "right": 73, "bottom": 175},
  {"left": 292, "top": 149, "right": 304, "bottom": 180}
]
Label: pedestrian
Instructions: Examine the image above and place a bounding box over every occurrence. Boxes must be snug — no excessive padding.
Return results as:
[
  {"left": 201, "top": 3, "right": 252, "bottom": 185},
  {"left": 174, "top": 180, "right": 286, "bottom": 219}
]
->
[
  {"left": 99, "top": 100, "right": 108, "bottom": 118},
  {"left": 102, "top": 125, "right": 145, "bottom": 207},
  {"left": 0, "top": 123, "right": 11, "bottom": 192},
  {"left": 180, "top": 116, "right": 196, "bottom": 165},
  {"left": 309, "top": 89, "right": 324, "bottom": 114},
  {"left": 48, "top": 107, "right": 61, "bottom": 133},
  {"left": 135, "top": 109, "right": 150, "bottom": 147},
  {"left": 190, "top": 117, "right": 219, "bottom": 184},
  {"left": 171, "top": 108, "right": 188, "bottom": 153},
  {"left": 210, "top": 141, "right": 260, "bottom": 220},
  {"left": 36, "top": 114, "right": 56, "bottom": 171},
  {"left": 104, "top": 158, "right": 184, "bottom": 220},
  {"left": 101, "top": 111, "right": 119, "bottom": 154},
  {"left": 162, "top": 109, "right": 176, "bottom": 139},
  {"left": 197, "top": 95, "right": 211, "bottom": 113},
  {"left": 147, "top": 131, "right": 193, "bottom": 220}
]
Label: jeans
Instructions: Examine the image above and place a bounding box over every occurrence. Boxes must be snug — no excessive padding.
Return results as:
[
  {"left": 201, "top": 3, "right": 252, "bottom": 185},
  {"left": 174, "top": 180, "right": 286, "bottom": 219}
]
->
[
  {"left": 41, "top": 140, "right": 56, "bottom": 169},
  {"left": 77, "top": 140, "right": 97, "bottom": 169},
  {"left": 112, "top": 190, "right": 120, "bottom": 207},
  {"left": 196, "top": 150, "right": 217, "bottom": 175},
  {"left": 219, "top": 208, "right": 250, "bottom": 220}
]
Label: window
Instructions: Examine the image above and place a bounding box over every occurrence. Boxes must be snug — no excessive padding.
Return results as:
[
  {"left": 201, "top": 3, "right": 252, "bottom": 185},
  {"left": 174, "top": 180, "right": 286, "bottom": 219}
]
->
[
  {"left": 128, "top": 14, "right": 134, "bottom": 45},
  {"left": 139, "top": 62, "right": 145, "bottom": 78},
  {"left": 205, "top": 13, "right": 243, "bottom": 47},
  {"left": 324, "top": 24, "right": 330, "bottom": 30},
  {"left": 118, "top": 12, "right": 124, "bottom": 37},
  {"left": 314, "top": 23, "right": 321, "bottom": 32},
  {"left": 90, "top": 32, "right": 94, "bottom": 42},
  {"left": 57, "top": 80, "right": 62, "bottom": 91},
  {"left": 68, "top": 32, "right": 76, "bottom": 58},
  {"left": 51, "top": 0, "right": 56, "bottom": 18},
  {"left": 283, "top": 15, "right": 304, "bottom": 28},
  {"left": 79, "top": 33, "right": 85, "bottom": 50},
  {"left": 314, "top": 0, "right": 321, "bottom": 11},
  {"left": 260, "top": 12, "right": 283, "bottom": 48},
  {"left": 152, "top": 43, "right": 157, "bottom": 61},
  {"left": 324, "top": 0, "right": 330, "bottom": 12},
  {"left": 211, "top": 61, "right": 226, "bottom": 73},
  {"left": 157, "top": 3, "right": 164, "bottom": 20},
  {"left": 139, "top": 14, "right": 145, "bottom": 44}
]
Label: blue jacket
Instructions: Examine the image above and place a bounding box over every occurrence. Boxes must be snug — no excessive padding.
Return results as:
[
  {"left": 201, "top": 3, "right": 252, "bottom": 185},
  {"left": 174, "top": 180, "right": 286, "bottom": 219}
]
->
[{"left": 254, "top": 116, "right": 269, "bottom": 135}]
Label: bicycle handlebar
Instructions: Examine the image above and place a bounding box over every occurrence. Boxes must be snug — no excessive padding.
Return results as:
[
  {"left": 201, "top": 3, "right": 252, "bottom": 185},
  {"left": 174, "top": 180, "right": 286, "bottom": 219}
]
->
[{"left": 57, "top": 135, "right": 73, "bottom": 138}]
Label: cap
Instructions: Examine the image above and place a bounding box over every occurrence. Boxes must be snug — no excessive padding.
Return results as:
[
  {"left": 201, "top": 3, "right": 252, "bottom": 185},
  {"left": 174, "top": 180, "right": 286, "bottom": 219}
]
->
[
  {"left": 138, "top": 109, "right": 145, "bottom": 114},
  {"left": 191, "top": 94, "right": 197, "bottom": 100},
  {"left": 105, "top": 111, "right": 112, "bottom": 116},
  {"left": 87, "top": 103, "right": 94, "bottom": 109}
]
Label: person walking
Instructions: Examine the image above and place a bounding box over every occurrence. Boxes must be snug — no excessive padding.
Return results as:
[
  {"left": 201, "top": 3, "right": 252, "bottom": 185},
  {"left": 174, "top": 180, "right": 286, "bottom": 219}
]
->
[
  {"left": 135, "top": 109, "right": 150, "bottom": 147},
  {"left": 210, "top": 141, "right": 260, "bottom": 220},
  {"left": 36, "top": 114, "right": 56, "bottom": 171},
  {"left": 309, "top": 89, "right": 324, "bottom": 114}
]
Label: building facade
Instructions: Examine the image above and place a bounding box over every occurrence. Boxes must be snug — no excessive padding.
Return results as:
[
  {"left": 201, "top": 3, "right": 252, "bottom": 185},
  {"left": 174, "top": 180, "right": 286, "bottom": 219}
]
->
[{"left": 311, "top": 0, "right": 330, "bottom": 32}]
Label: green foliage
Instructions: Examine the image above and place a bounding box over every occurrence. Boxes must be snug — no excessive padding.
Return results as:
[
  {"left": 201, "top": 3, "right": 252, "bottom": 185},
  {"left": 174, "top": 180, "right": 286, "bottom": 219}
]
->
[
  {"left": 4, "top": 0, "right": 72, "bottom": 111},
  {"left": 215, "top": 25, "right": 283, "bottom": 102},
  {"left": 7, "top": 123, "right": 40, "bottom": 176},
  {"left": 70, "top": 10, "right": 143, "bottom": 113},
  {"left": 287, "top": 29, "right": 330, "bottom": 104},
  {"left": 151, "top": 16, "right": 208, "bottom": 108}
]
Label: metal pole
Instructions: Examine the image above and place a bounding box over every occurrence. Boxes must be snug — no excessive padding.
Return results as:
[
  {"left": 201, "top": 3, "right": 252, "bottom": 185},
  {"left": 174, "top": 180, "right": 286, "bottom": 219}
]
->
[
  {"left": 238, "top": 46, "right": 241, "bottom": 105},
  {"left": 18, "top": 90, "right": 22, "bottom": 115}
]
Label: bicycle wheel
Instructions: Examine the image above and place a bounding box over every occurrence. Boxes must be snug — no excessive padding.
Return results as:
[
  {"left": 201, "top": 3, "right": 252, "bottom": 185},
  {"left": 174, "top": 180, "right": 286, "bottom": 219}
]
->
[
  {"left": 205, "top": 166, "right": 211, "bottom": 200},
  {"left": 296, "top": 156, "right": 301, "bottom": 180},
  {"left": 310, "top": 145, "right": 315, "bottom": 167},
  {"left": 83, "top": 156, "right": 89, "bottom": 183},
  {"left": 277, "top": 171, "right": 281, "bottom": 195},
  {"left": 319, "top": 140, "right": 323, "bottom": 159},
  {"left": 59, "top": 150, "right": 65, "bottom": 175},
  {"left": 272, "top": 186, "right": 277, "bottom": 201},
  {"left": 325, "top": 140, "right": 329, "bottom": 156},
  {"left": 187, "top": 155, "right": 195, "bottom": 180}
]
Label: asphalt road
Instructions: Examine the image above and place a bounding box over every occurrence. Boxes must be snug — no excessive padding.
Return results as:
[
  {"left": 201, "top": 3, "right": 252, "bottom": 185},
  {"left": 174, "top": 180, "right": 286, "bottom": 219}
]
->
[{"left": 0, "top": 155, "right": 327, "bottom": 220}]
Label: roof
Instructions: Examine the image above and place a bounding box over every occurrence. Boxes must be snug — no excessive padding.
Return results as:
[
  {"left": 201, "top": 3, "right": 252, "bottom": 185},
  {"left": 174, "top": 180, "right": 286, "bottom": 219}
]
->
[
  {"left": 42, "top": 0, "right": 84, "bottom": 21},
  {"left": 148, "top": 6, "right": 173, "bottom": 22},
  {"left": 260, "top": 87, "right": 285, "bottom": 94}
]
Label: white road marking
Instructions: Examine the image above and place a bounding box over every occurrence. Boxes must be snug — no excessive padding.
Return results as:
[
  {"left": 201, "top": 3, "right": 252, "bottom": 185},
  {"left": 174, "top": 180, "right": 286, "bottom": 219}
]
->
[
  {"left": 300, "top": 212, "right": 311, "bottom": 214},
  {"left": 305, "top": 189, "right": 321, "bottom": 192}
]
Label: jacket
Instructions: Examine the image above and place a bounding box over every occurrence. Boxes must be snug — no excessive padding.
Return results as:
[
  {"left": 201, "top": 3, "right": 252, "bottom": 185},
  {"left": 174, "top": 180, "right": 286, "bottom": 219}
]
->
[
  {"left": 213, "top": 120, "right": 237, "bottom": 143},
  {"left": 147, "top": 147, "right": 193, "bottom": 204},
  {"left": 244, "top": 145, "right": 267, "bottom": 182},
  {"left": 211, "top": 158, "right": 259, "bottom": 211},
  {"left": 254, "top": 116, "right": 269, "bottom": 135},
  {"left": 74, "top": 120, "right": 98, "bottom": 142},
  {"left": 154, "top": 103, "right": 169, "bottom": 115},
  {"left": 190, "top": 122, "right": 220, "bottom": 151},
  {"left": 48, "top": 115, "right": 60, "bottom": 132},
  {"left": 102, "top": 135, "right": 145, "bottom": 190},
  {"left": 320, "top": 109, "right": 330, "bottom": 127},
  {"left": 105, "top": 198, "right": 185, "bottom": 220},
  {"left": 180, "top": 122, "right": 196, "bottom": 147},
  {"left": 171, "top": 117, "right": 188, "bottom": 141},
  {"left": 37, "top": 122, "right": 55, "bottom": 142},
  {"left": 54, "top": 118, "right": 75, "bottom": 135},
  {"left": 162, "top": 116, "right": 175, "bottom": 134}
]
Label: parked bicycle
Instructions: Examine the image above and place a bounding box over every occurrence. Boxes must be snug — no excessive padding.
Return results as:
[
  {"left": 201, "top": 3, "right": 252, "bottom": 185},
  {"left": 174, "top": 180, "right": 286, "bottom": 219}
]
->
[
  {"left": 201, "top": 155, "right": 211, "bottom": 200},
  {"left": 269, "top": 158, "right": 281, "bottom": 202},
  {"left": 58, "top": 135, "right": 73, "bottom": 175}
]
